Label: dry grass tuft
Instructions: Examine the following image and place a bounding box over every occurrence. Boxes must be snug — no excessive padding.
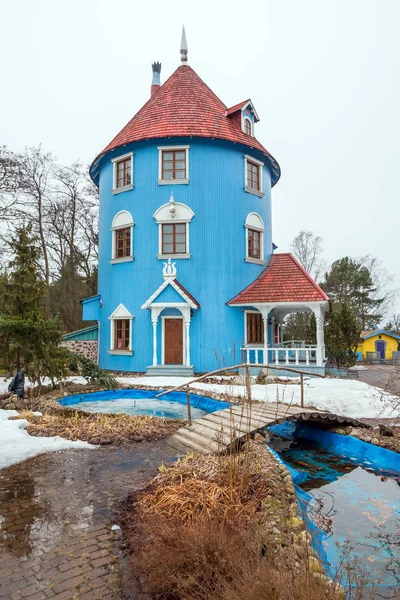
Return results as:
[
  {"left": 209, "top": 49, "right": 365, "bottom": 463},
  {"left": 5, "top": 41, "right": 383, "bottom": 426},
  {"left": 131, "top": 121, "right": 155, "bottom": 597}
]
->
[
  {"left": 140, "top": 477, "right": 245, "bottom": 522},
  {"left": 10, "top": 410, "right": 183, "bottom": 444},
  {"left": 126, "top": 513, "right": 341, "bottom": 600}
]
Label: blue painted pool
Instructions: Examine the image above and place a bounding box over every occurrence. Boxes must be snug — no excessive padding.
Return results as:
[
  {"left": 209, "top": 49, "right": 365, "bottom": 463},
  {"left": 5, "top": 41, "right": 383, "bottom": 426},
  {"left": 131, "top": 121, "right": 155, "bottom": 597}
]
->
[
  {"left": 58, "top": 389, "right": 229, "bottom": 420},
  {"left": 269, "top": 425, "right": 400, "bottom": 597}
]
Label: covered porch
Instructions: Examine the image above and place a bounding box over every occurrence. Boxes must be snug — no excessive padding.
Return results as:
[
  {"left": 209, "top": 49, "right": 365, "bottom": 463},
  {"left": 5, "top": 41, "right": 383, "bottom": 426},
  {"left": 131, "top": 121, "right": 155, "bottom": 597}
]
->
[
  {"left": 228, "top": 253, "right": 330, "bottom": 374},
  {"left": 240, "top": 302, "right": 327, "bottom": 370}
]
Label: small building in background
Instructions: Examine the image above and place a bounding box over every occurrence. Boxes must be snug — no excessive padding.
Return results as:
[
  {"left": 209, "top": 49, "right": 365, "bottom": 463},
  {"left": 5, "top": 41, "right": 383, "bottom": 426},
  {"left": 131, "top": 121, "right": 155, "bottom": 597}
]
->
[
  {"left": 357, "top": 329, "right": 400, "bottom": 361},
  {"left": 61, "top": 325, "right": 98, "bottom": 363}
]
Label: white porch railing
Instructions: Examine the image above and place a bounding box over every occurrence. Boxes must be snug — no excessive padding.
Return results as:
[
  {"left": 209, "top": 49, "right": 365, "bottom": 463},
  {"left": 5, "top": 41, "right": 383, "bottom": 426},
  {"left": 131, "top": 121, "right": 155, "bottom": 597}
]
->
[{"left": 241, "top": 346, "right": 318, "bottom": 366}]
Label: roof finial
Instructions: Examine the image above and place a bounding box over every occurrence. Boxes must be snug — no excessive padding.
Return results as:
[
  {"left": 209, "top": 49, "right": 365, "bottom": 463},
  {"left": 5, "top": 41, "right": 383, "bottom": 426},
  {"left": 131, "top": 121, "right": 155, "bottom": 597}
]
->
[{"left": 180, "top": 25, "right": 188, "bottom": 64}]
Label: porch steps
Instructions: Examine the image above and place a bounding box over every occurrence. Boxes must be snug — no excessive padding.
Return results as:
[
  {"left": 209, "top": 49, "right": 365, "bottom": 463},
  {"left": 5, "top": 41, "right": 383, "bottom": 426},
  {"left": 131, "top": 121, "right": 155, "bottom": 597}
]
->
[
  {"left": 145, "top": 365, "right": 194, "bottom": 377},
  {"left": 168, "top": 402, "right": 369, "bottom": 455}
]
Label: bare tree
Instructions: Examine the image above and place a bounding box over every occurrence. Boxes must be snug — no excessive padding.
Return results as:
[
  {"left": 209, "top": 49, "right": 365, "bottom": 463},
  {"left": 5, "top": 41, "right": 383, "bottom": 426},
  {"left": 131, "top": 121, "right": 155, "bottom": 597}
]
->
[
  {"left": 358, "top": 254, "right": 398, "bottom": 322},
  {"left": 290, "top": 230, "right": 325, "bottom": 281},
  {"left": 47, "top": 162, "right": 98, "bottom": 330},
  {"left": 13, "top": 146, "right": 54, "bottom": 316},
  {"left": 385, "top": 314, "right": 400, "bottom": 334},
  {"left": 0, "top": 146, "right": 19, "bottom": 219}
]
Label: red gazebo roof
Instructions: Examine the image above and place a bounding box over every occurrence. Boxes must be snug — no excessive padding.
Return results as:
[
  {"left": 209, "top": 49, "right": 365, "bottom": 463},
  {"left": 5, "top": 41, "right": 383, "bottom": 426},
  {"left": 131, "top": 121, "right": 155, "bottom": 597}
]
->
[
  {"left": 90, "top": 65, "right": 280, "bottom": 185},
  {"left": 228, "top": 253, "right": 329, "bottom": 305}
]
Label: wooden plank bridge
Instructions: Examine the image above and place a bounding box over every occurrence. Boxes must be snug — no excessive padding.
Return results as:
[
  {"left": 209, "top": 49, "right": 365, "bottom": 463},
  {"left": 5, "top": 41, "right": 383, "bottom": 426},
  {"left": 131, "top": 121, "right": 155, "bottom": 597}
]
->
[{"left": 168, "top": 402, "right": 368, "bottom": 455}]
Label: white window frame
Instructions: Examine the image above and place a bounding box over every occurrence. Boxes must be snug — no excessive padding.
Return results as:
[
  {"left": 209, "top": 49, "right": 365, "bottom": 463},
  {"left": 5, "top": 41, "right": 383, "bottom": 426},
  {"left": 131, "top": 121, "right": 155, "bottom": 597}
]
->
[
  {"left": 158, "top": 222, "right": 190, "bottom": 259},
  {"left": 110, "top": 211, "right": 134, "bottom": 264},
  {"left": 158, "top": 145, "right": 190, "bottom": 185},
  {"left": 153, "top": 202, "right": 194, "bottom": 259},
  {"left": 161, "top": 315, "right": 185, "bottom": 365},
  {"left": 244, "top": 310, "right": 264, "bottom": 347},
  {"left": 245, "top": 212, "right": 265, "bottom": 265},
  {"left": 112, "top": 152, "right": 134, "bottom": 194},
  {"left": 244, "top": 154, "right": 264, "bottom": 198},
  {"left": 108, "top": 304, "right": 134, "bottom": 355},
  {"left": 242, "top": 116, "right": 253, "bottom": 136}
]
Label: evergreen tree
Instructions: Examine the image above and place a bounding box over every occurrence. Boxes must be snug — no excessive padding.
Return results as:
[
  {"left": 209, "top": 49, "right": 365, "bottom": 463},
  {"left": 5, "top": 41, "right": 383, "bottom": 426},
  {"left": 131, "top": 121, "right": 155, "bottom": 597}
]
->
[
  {"left": 283, "top": 313, "right": 316, "bottom": 345},
  {"left": 322, "top": 257, "right": 384, "bottom": 330},
  {"left": 325, "top": 302, "right": 360, "bottom": 366},
  {"left": 0, "top": 225, "right": 69, "bottom": 384}
]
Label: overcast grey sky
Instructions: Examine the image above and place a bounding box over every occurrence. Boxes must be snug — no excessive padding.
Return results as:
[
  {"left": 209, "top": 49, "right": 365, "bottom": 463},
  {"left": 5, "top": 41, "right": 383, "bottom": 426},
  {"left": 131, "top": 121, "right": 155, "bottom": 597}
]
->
[{"left": 2, "top": 0, "right": 400, "bottom": 313}]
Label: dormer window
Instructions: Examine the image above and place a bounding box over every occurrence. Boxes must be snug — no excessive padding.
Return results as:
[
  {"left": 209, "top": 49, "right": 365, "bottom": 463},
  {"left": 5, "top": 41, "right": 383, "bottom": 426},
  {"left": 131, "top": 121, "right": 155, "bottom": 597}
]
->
[
  {"left": 158, "top": 145, "right": 189, "bottom": 185},
  {"left": 243, "top": 118, "right": 252, "bottom": 136},
  {"left": 112, "top": 152, "right": 134, "bottom": 194}
]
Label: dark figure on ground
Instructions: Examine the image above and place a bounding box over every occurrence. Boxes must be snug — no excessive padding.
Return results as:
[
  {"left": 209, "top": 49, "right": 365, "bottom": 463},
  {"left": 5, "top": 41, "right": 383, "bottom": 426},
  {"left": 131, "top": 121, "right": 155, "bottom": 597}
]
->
[{"left": 8, "top": 371, "right": 25, "bottom": 400}]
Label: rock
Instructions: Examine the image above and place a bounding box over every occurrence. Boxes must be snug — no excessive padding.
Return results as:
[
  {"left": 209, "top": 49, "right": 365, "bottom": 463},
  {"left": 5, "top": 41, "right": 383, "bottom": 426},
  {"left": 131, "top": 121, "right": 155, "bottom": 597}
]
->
[
  {"left": 296, "top": 530, "right": 311, "bottom": 544},
  {"left": 371, "top": 438, "right": 380, "bottom": 445},
  {"left": 295, "top": 544, "right": 306, "bottom": 559},
  {"left": 379, "top": 424, "right": 394, "bottom": 437},
  {"left": 254, "top": 432, "right": 265, "bottom": 442},
  {"left": 3, "top": 402, "right": 16, "bottom": 410},
  {"left": 14, "top": 399, "right": 25, "bottom": 410},
  {"left": 308, "top": 556, "right": 323, "bottom": 574},
  {"left": 364, "top": 436, "right": 372, "bottom": 443},
  {"left": 288, "top": 516, "right": 303, "bottom": 531}
]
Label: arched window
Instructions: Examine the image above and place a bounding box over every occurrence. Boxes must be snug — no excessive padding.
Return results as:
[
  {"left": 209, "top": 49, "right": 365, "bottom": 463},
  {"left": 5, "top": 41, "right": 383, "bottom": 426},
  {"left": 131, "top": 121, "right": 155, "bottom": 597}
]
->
[
  {"left": 245, "top": 213, "right": 265, "bottom": 263},
  {"left": 243, "top": 117, "right": 252, "bottom": 136},
  {"left": 153, "top": 199, "right": 194, "bottom": 259},
  {"left": 111, "top": 211, "right": 134, "bottom": 263}
]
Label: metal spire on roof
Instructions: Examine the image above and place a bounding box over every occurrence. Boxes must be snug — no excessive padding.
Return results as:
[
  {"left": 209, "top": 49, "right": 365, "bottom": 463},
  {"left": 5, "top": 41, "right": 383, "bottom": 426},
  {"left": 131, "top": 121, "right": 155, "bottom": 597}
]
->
[{"left": 180, "top": 25, "right": 188, "bottom": 63}]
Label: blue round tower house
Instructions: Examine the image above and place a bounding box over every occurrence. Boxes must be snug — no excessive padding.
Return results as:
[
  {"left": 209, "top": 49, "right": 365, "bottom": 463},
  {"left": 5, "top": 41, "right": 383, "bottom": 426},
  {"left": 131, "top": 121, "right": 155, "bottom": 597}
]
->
[{"left": 83, "top": 34, "right": 329, "bottom": 376}]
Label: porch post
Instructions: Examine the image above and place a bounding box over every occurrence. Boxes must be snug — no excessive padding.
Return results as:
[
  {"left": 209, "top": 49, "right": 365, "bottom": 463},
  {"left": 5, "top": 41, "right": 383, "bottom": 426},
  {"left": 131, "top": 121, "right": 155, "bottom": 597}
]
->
[
  {"left": 313, "top": 304, "right": 325, "bottom": 367},
  {"left": 185, "top": 319, "right": 190, "bottom": 366},
  {"left": 152, "top": 317, "right": 158, "bottom": 366},
  {"left": 260, "top": 305, "right": 271, "bottom": 365}
]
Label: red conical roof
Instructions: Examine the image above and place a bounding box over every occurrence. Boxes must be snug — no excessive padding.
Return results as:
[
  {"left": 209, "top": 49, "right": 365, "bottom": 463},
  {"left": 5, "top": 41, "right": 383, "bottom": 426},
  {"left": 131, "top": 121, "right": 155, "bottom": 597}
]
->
[
  {"left": 90, "top": 65, "right": 280, "bottom": 184},
  {"left": 228, "top": 254, "right": 329, "bottom": 305}
]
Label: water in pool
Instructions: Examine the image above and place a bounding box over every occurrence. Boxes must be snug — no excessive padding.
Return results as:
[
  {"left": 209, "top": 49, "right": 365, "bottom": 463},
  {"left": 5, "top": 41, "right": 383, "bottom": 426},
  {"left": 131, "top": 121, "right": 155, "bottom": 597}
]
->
[
  {"left": 272, "top": 437, "right": 400, "bottom": 597},
  {"left": 65, "top": 398, "right": 207, "bottom": 420}
]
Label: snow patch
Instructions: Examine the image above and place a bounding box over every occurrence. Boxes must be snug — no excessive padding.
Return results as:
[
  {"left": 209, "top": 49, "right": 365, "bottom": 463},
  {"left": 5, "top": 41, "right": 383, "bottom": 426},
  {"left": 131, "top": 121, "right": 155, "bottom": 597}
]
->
[{"left": 0, "top": 410, "right": 94, "bottom": 471}]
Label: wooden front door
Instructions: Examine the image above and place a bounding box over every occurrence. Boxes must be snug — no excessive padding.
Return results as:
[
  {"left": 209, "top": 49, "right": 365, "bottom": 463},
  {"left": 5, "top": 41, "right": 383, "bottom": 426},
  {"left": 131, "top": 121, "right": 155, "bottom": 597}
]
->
[{"left": 164, "top": 318, "right": 183, "bottom": 364}]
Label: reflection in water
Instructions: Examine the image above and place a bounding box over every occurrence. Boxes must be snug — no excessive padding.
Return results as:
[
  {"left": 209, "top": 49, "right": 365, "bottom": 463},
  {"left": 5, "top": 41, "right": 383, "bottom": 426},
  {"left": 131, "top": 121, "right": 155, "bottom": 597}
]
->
[
  {"left": 0, "top": 451, "right": 96, "bottom": 558},
  {"left": 0, "top": 467, "right": 44, "bottom": 556},
  {"left": 272, "top": 437, "right": 400, "bottom": 597}
]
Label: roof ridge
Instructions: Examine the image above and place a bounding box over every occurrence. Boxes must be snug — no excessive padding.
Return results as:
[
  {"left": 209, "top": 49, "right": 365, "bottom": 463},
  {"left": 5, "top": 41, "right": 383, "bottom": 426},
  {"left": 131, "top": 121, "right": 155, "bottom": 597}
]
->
[{"left": 286, "top": 253, "right": 329, "bottom": 301}]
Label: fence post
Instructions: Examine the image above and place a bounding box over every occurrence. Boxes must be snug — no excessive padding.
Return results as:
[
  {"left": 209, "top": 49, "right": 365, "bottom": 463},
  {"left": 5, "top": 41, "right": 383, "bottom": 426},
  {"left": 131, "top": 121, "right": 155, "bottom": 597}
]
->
[
  {"left": 245, "top": 364, "right": 252, "bottom": 403},
  {"left": 186, "top": 384, "right": 192, "bottom": 426},
  {"left": 300, "top": 373, "right": 304, "bottom": 408}
]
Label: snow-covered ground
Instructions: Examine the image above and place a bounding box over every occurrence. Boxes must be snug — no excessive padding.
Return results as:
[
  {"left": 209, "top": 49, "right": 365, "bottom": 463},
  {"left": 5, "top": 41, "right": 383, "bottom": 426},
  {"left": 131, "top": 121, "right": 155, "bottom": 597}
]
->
[
  {"left": 1, "top": 373, "right": 397, "bottom": 422},
  {"left": 0, "top": 372, "right": 397, "bottom": 471},
  {"left": 0, "top": 410, "right": 94, "bottom": 470},
  {"left": 119, "top": 375, "right": 396, "bottom": 420}
]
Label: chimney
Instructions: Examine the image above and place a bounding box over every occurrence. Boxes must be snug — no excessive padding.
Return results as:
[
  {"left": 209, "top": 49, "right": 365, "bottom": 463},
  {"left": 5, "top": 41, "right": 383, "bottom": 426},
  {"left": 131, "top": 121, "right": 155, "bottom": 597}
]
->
[{"left": 151, "top": 62, "right": 161, "bottom": 96}]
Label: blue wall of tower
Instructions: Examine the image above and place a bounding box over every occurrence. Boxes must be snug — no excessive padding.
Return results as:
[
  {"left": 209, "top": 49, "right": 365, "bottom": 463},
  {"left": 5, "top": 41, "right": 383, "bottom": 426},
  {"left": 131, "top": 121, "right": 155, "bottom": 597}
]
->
[{"left": 85, "top": 136, "right": 273, "bottom": 373}]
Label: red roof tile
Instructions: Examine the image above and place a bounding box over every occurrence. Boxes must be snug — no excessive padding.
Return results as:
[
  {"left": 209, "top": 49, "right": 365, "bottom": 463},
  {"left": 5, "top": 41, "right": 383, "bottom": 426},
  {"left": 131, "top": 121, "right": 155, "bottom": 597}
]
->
[
  {"left": 91, "top": 66, "right": 280, "bottom": 184},
  {"left": 228, "top": 254, "right": 329, "bottom": 305},
  {"left": 225, "top": 99, "right": 251, "bottom": 116}
]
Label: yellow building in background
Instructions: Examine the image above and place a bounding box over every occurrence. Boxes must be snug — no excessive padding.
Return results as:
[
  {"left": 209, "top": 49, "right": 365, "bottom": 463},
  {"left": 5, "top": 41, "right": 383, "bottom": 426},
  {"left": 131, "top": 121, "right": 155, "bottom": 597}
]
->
[{"left": 357, "top": 329, "right": 400, "bottom": 361}]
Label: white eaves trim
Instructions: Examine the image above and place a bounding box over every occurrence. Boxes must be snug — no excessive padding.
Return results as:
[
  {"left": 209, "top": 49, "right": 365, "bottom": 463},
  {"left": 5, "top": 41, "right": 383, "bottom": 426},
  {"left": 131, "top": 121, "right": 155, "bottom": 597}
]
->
[{"left": 141, "top": 279, "right": 198, "bottom": 310}]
